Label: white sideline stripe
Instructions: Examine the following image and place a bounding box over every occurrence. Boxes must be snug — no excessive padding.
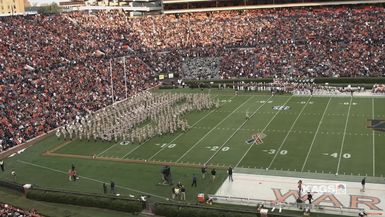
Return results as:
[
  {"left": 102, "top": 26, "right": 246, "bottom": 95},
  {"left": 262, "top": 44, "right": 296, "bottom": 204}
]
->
[
  {"left": 336, "top": 96, "right": 353, "bottom": 174},
  {"left": 17, "top": 160, "right": 169, "bottom": 200},
  {"left": 96, "top": 142, "right": 120, "bottom": 157},
  {"left": 176, "top": 95, "right": 255, "bottom": 163},
  {"left": 204, "top": 95, "right": 274, "bottom": 165},
  {"left": 372, "top": 98, "right": 375, "bottom": 177},
  {"left": 301, "top": 97, "right": 332, "bottom": 172},
  {"left": 267, "top": 96, "right": 312, "bottom": 169},
  {"left": 234, "top": 95, "right": 293, "bottom": 168}
]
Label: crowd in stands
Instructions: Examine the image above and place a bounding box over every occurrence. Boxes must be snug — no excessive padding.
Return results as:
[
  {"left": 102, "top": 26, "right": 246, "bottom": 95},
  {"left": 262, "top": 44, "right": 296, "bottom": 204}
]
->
[
  {"left": 64, "top": 6, "right": 385, "bottom": 79},
  {"left": 0, "top": 203, "right": 43, "bottom": 217},
  {"left": 1, "top": 6, "right": 384, "bottom": 152}
]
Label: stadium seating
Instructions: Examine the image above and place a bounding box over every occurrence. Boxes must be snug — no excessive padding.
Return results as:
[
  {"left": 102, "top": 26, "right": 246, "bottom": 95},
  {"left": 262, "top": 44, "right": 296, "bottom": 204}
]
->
[
  {"left": 0, "top": 6, "right": 384, "bottom": 152},
  {"left": 0, "top": 203, "right": 43, "bottom": 217}
]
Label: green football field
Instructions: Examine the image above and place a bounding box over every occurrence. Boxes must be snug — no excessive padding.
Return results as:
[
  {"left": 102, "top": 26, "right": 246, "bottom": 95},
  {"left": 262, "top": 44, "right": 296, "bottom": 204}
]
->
[
  {"left": 47, "top": 89, "right": 385, "bottom": 177},
  {"left": 51, "top": 91, "right": 385, "bottom": 176},
  {"left": 1, "top": 89, "right": 385, "bottom": 205}
]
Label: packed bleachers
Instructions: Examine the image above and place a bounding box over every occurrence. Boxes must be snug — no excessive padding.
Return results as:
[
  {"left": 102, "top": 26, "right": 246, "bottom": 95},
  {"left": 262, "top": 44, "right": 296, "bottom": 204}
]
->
[
  {"left": 65, "top": 7, "right": 385, "bottom": 78},
  {"left": 0, "top": 6, "right": 385, "bottom": 152},
  {"left": 0, "top": 203, "right": 43, "bottom": 217}
]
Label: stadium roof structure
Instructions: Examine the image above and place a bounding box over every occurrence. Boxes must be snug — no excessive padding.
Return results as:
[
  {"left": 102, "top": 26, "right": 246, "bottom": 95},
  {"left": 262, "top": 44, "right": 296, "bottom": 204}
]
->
[{"left": 163, "top": 0, "right": 385, "bottom": 13}]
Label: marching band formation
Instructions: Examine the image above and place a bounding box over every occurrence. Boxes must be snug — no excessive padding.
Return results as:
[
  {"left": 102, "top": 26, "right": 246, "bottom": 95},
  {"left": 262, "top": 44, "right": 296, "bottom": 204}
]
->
[{"left": 56, "top": 92, "right": 219, "bottom": 143}]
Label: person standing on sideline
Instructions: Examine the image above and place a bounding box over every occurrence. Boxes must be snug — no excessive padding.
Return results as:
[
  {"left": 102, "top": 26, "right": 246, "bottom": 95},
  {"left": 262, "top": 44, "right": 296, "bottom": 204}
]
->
[
  {"left": 361, "top": 177, "right": 366, "bottom": 192},
  {"left": 103, "top": 183, "right": 107, "bottom": 194},
  {"left": 227, "top": 166, "right": 233, "bottom": 182},
  {"left": 201, "top": 165, "right": 207, "bottom": 179},
  {"left": 211, "top": 168, "right": 216, "bottom": 182},
  {"left": 180, "top": 185, "right": 186, "bottom": 200},
  {"left": 72, "top": 170, "right": 77, "bottom": 181},
  {"left": 191, "top": 174, "right": 197, "bottom": 187},
  {"left": 171, "top": 186, "right": 176, "bottom": 200},
  {"left": 111, "top": 181, "right": 116, "bottom": 194},
  {"left": 298, "top": 180, "right": 303, "bottom": 196},
  {"left": 0, "top": 160, "right": 4, "bottom": 172},
  {"left": 68, "top": 170, "right": 73, "bottom": 181},
  {"left": 307, "top": 192, "right": 313, "bottom": 204}
]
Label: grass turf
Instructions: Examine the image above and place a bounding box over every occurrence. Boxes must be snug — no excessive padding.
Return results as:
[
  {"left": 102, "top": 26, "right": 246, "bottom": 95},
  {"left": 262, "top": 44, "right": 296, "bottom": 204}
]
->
[{"left": 54, "top": 89, "right": 385, "bottom": 176}]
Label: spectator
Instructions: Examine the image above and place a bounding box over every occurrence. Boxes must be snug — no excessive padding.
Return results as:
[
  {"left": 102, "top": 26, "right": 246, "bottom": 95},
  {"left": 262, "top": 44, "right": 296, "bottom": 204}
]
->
[{"left": 191, "top": 174, "right": 197, "bottom": 187}]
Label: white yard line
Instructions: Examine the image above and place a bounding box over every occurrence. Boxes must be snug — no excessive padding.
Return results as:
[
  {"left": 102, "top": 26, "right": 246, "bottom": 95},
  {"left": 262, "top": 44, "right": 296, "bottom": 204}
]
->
[
  {"left": 267, "top": 96, "right": 312, "bottom": 169},
  {"left": 336, "top": 96, "right": 353, "bottom": 175},
  {"left": 17, "top": 160, "right": 169, "bottom": 200},
  {"left": 147, "top": 105, "right": 221, "bottom": 160},
  {"left": 372, "top": 98, "right": 376, "bottom": 177},
  {"left": 301, "top": 97, "right": 332, "bottom": 172},
  {"left": 175, "top": 95, "right": 255, "bottom": 163},
  {"left": 234, "top": 95, "right": 293, "bottom": 168},
  {"left": 96, "top": 142, "right": 120, "bottom": 157},
  {"left": 204, "top": 95, "right": 274, "bottom": 165},
  {"left": 120, "top": 138, "right": 151, "bottom": 159}
]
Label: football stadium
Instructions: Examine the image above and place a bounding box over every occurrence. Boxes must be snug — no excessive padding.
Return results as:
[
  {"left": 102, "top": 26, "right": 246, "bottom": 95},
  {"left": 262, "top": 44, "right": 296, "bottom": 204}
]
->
[{"left": 0, "top": 0, "right": 385, "bottom": 217}]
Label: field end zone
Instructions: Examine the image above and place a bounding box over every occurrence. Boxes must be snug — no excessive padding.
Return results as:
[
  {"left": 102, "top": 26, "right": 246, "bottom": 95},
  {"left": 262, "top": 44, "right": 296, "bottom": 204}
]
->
[{"left": 214, "top": 173, "right": 385, "bottom": 216}]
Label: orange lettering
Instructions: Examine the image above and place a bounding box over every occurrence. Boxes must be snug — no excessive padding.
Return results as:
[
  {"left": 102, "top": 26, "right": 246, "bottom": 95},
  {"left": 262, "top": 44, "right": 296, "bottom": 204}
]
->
[
  {"left": 350, "top": 195, "right": 381, "bottom": 211},
  {"left": 313, "top": 193, "right": 344, "bottom": 208},
  {"left": 272, "top": 188, "right": 307, "bottom": 203}
]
